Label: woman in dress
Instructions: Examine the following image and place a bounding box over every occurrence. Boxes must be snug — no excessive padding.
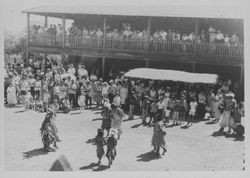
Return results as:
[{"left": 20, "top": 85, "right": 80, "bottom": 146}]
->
[
  {"left": 214, "top": 90, "right": 223, "bottom": 122},
  {"left": 110, "top": 104, "right": 126, "bottom": 139},
  {"left": 151, "top": 115, "right": 167, "bottom": 156},
  {"left": 120, "top": 83, "right": 128, "bottom": 111},
  {"left": 7, "top": 83, "right": 17, "bottom": 105},
  {"left": 219, "top": 92, "right": 236, "bottom": 134},
  {"left": 78, "top": 83, "right": 86, "bottom": 113}
]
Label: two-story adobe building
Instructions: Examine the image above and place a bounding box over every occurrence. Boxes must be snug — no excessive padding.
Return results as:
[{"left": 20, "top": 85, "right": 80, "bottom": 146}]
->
[{"left": 23, "top": 5, "right": 244, "bottom": 98}]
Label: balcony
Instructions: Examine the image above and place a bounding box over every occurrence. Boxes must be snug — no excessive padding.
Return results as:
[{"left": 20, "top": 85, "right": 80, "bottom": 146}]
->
[{"left": 29, "top": 34, "right": 244, "bottom": 58}]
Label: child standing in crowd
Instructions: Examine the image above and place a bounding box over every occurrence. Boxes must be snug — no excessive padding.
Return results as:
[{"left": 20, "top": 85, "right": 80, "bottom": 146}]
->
[
  {"left": 149, "top": 99, "right": 157, "bottom": 125},
  {"left": 34, "top": 76, "right": 41, "bottom": 100},
  {"left": 43, "top": 90, "right": 50, "bottom": 112},
  {"left": 95, "top": 129, "right": 106, "bottom": 165},
  {"left": 24, "top": 92, "right": 32, "bottom": 109},
  {"left": 141, "top": 96, "right": 150, "bottom": 125},
  {"left": 157, "top": 96, "right": 164, "bottom": 119},
  {"left": 163, "top": 94, "right": 171, "bottom": 125},
  {"left": 179, "top": 95, "right": 187, "bottom": 125},
  {"left": 186, "top": 97, "right": 198, "bottom": 126},
  {"left": 172, "top": 98, "right": 180, "bottom": 126},
  {"left": 78, "top": 83, "right": 86, "bottom": 114}
]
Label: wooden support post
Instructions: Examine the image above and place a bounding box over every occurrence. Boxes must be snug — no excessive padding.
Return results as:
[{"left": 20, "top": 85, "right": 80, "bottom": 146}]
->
[
  {"left": 147, "top": 17, "right": 152, "bottom": 52},
  {"left": 26, "top": 13, "right": 30, "bottom": 66},
  {"left": 62, "top": 54, "right": 65, "bottom": 65},
  {"left": 194, "top": 19, "right": 199, "bottom": 57},
  {"left": 62, "top": 15, "right": 66, "bottom": 48},
  {"left": 41, "top": 53, "right": 48, "bottom": 99},
  {"left": 192, "top": 62, "right": 196, "bottom": 73},
  {"left": 102, "top": 57, "right": 105, "bottom": 79},
  {"left": 240, "top": 66, "right": 244, "bottom": 100},
  {"left": 103, "top": 16, "right": 107, "bottom": 49},
  {"left": 44, "top": 16, "right": 48, "bottom": 28},
  {"left": 145, "top": 58, "right": 149, "bottom": 68}
]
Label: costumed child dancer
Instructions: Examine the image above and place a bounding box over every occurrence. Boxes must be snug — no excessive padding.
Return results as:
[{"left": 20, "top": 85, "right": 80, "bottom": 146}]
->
[
  {"left": 101, "top": 99, "right": 112, "bottom": 137},
  {"left": 106, "top": 128, "right": 118, "bottom": 166},
  {"left": 95, "top": 128, "right": 106, "bottom": 165}
]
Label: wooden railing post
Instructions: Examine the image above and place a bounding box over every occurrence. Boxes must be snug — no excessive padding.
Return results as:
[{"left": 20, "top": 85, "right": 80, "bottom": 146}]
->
[
  {"left": 26, "top": 13, "right": 30, "bottom": 66},
  {"left": 194, "top": 19, "right": 199, "bottom": 57},
  {"left": 103, "top": 16, "right": 107, "bottom": 49},
  {"left": 62, "top": 15, "right": 66, "bottom": 48},
  {"left": 147, "top": 17, "right": 152, "bottom": 52}
]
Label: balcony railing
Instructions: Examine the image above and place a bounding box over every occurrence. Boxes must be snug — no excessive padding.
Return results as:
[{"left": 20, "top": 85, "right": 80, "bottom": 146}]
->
[{"left": 29, "top": 34, "right": 244, "bottom": 58}]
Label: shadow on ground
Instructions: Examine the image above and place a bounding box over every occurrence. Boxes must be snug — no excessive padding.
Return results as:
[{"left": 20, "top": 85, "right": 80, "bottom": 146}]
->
[
  {"left": 131, "top": 123, "right": 142, "bottom": 128},
  {"left": 80, "top": 162, "right": 110, "bottom": 171},
  {"left": 180, "top": 125, "right": 191, "bottom": 129},
  {"left": 136, "top": 151, "right": 162, "bottom": 162},
  {"left": 94, "top": 111, "right": 102, "bottom": 114},
  {"left": 92, "top": 118, "right": 103, "bottom": 121},
  {"left": 93, "top": 165, "right": 110, "bottom": 171},
  {"left": 22, "top": 148, "right": 49, "bottom": 159},
  {"left": 14, "top": 109, "right": 28, "bottom": 113},
  {"left": 86, "top": 138, "right": 96, "bottom": 145},
  {"left": 211, "top": 131, "right": 244, "bottom": 141},
  {"left": 5, "top": 104, "right": 23, "bottom": 108}
]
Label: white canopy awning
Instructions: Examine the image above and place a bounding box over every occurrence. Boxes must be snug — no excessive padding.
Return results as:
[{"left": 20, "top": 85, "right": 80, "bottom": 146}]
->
[{"left": 124, "top": 68, "right": 218, "bottom": 84}]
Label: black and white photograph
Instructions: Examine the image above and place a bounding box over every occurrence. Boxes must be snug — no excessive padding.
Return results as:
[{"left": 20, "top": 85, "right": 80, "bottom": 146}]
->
[{"left": 1, "top": 0, "right": 249, "bottom": 177}]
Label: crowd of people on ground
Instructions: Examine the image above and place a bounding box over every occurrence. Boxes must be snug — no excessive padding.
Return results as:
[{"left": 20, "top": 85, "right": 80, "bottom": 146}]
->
[
  {"left": 31, "top": 22, "right": 242, "bottom": 46},
  {"left": 4, "top": 55, "right": 245, "bottom": 164}
]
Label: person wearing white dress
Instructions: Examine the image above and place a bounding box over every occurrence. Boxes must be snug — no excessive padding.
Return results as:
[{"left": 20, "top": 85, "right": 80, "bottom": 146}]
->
[
  {"left": 7, "top": 83, "right": 17, "bottom": 105},
  {"left": 120, "top": 83, "right": 128, "bottom": 110},
  {"left": 78, "top": 85, "right": 86, "bottom": 113}
]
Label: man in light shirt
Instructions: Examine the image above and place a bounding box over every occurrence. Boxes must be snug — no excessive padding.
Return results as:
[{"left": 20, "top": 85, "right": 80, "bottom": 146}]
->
[{"left": 216, "top": 30, "right": 224, "bottom": 44}]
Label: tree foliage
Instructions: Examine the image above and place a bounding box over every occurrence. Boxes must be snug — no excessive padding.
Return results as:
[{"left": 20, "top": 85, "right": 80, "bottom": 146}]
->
[{"left": 4, "top": 32, "right": 27, "bottom": 55}]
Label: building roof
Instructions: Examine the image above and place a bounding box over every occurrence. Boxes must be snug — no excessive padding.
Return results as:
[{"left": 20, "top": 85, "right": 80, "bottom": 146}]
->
[{"left": 22, "top": 5, "right": 245, "bottom": 19}]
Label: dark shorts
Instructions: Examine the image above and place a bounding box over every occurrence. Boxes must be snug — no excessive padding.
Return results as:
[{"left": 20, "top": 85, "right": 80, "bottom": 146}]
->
[{"left": 21, "top": 90, "right": 27, "bottom": 95}]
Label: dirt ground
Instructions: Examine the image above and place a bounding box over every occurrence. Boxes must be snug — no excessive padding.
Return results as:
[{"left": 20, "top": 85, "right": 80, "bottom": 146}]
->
[{"left": 4, "top": 105, "right": 244, "bottom": 171}]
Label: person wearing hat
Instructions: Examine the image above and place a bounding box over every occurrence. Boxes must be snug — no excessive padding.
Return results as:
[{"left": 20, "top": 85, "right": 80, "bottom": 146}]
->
[
  {"left": 108, "top": 80, "right": 117, "bottom": 103},
  {"left": 102, "top": 82, "right": 109, "bottom": 100},
  {"left": 110, "top": 104, "right": 125, "bottom": 140},
  {"left": 94, "top": 128, "right": 106, "bottom": 165},
  {"left": 40, "top": 106, "right": 60, "bottom": 151},
  {"left": 113, "top": 92, "right": 121, "bottom": 107},
  {"left": 101, "top": 100, "right": 112, "bottom": 137},
  {"left": 67, "top": 64, "right": 76, "bottom": 76}
]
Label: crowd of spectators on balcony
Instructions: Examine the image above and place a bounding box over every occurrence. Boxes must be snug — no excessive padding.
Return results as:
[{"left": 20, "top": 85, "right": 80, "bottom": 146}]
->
[{"left": 30, "top": 22, "right": 242, "bottom": 47}]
